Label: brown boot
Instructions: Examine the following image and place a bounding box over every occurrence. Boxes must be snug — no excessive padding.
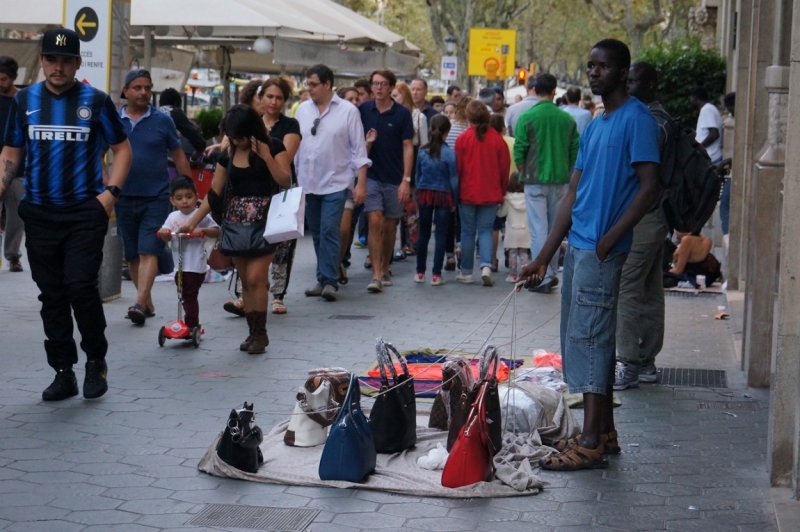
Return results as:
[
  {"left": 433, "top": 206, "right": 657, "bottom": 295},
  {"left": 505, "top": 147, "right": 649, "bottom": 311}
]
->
[
  {"left": 247, "top": 311, "right": 269, "bottom": 354},
  {"left": 239, "top": 312, "right": 255, "bottom": 351}
]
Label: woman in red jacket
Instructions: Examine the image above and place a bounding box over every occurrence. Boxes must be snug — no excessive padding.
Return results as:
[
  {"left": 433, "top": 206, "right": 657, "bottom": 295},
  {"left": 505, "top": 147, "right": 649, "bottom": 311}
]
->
[{"left": 454, "top": 100, "right": 510, "bottom": 286}]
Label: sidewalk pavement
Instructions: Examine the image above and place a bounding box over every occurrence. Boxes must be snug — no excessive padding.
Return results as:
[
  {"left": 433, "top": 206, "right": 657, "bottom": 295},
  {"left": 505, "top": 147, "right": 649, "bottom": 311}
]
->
[{"left": 0, "top": 235, "right": 785, "bottom": 531}]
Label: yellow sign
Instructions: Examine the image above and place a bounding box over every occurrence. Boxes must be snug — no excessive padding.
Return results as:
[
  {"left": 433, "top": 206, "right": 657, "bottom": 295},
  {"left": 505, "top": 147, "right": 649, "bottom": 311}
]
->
[{"left": 468, "top": 28, "right": 517, "bottom": 78}]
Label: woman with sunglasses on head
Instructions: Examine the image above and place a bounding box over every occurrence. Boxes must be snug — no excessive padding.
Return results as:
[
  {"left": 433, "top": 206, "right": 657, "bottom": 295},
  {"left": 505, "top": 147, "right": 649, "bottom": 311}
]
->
[
  {"left": 259, "top": 78, "right": 301, "bottom": 315},
  {"left": 180, "top": 105, "right": 292, "bottom": 354}
]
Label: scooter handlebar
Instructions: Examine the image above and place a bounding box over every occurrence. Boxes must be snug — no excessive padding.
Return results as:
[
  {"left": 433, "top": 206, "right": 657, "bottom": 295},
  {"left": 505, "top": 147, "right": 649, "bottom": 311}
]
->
[{"left": 158, "top": 230, "right": 205, "bottom": 239}]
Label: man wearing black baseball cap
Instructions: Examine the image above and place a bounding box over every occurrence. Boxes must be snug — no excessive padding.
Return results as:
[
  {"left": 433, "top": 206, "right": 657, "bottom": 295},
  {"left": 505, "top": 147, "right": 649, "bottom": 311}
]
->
[{"left": 0, "top": 27, "right": 133, "bottom": 401}]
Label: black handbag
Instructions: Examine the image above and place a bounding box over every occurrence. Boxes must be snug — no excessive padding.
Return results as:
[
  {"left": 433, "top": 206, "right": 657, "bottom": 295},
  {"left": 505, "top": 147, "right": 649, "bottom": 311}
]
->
[
  {"left": 219, "top": 217, "right": 270, "bottom": 257},
  {"left": 216, "top": 402, "right": 264, "bottom": 473},
  {"left": 368, "top": 338, "right": 417, "bottom": 453},
  {"left": 447, "top": 346, "right": 503, "bottom": 454},
  {"left": 319, "top": 373, "right": 377, "bottom": 482}
]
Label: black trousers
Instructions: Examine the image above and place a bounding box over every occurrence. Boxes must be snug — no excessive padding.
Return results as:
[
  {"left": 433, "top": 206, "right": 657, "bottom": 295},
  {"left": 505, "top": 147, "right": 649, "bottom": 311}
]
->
[{"left": 19, "top": 198, "right": 109, "bottom": 370}]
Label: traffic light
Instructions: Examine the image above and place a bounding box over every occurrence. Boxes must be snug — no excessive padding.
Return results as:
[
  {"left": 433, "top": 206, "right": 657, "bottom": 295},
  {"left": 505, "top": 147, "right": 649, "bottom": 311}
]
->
[{"left": 517, "top": 68, "right": 527, "bottom": 87}]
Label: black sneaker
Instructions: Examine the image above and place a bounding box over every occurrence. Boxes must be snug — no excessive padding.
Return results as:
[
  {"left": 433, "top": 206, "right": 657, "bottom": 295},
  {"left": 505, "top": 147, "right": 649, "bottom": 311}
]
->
[
  {"left": 83, "top": 360, "right": 108, "bottom": 399},
  {"left": 42, "top": 368, "right": 79, "bottom": 401}
]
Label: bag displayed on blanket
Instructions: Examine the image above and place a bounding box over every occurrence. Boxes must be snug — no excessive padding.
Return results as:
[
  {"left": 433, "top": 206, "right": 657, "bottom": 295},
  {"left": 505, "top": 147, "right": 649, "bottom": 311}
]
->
[
  {"left": 368, "top": 339, "right": 417, "bottom": 453},
  {"left": 319, "top": 372, "right": 376, "bottom": 482},
  {"left": 447, "top": 346, "right": 503, "bottom": 455},
  {"left": 285, "top": 368, "right": 350, "bottom": 447},
  {"left": 264, "top": 187, "right": 305, "bottom": 244},
  {"left": 216, "top": 402, "right": 264, "bottom": 473},
  {"left": 429, "top": 357, "right": 475, "bottom": 431},
  {"left": 441, "top": 382, "right": 494, "bottom": 488}
]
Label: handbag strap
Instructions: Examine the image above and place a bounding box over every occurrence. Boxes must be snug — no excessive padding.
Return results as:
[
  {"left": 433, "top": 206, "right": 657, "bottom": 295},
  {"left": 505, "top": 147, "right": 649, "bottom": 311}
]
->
[
  {"left": 375, "top": 338, "right": 400, "bottom": 388},
  {"left": 479, "top": 345, "right": 499, "bottom": 382}
]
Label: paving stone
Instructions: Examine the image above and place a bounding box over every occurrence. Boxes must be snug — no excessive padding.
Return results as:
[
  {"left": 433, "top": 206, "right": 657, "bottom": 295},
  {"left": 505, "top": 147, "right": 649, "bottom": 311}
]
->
[
  {"left": 378, "top": 502, "right": 443, "bottom": 519},
  {"left": 537, "top": 488, "right": 599, "bottom": 503},
  {"left": 634, "top": 483, "right": 702, "bottom": 497},
  {"left": 4, "top": 520, "right": 85, "bottom": 532},
  {"left": 352, "top": 491, "right": 421, "bottom": 504},
  {"left": 65, "top": 510, "right": 139, "bottom": 525},
  {"left": 236, "top": 492, "right": 312, "bottom": 508},
  {"left": 600, "top": 491, "right": 666, "bottom": 506},
  {"left": 0, "top": 506, "right": 70, "bottom": 522},
  {"left": 447, "top": 506, "right": 520, "bottom": 522},
  {"left": 476, "top": 521, "right": 553, "bottom": 532},
  {"left": 630, "top": 505, "right": 702, "bottom": 521},
  {"left": 702, "top": 509, "right": 779, "bottom": 525},
  {"left": 167, "top": 489, "right": 242, "bottom": 505},
  {"left": 117, "top": 498, "right": 195, "bottom": 515},
  {"left": 558, "top": 501, "right": 631, "bottom": 517},
  {"left": 596, "top": 514, "right": 666, "bottom": 530},
  {"left": 81, "top": 526, "right": 159, "bottom": 532},
  {"left": 333, "top": 512, "right": 407, "bottom": 529},
  {"left": 488, "top": 497, "right": 560, "bottom": 512},
  {"left": 521, "top": 510, "right": 594, "bottom": 526},
  {"left": 306, "top": 497, "right": 379, "bottom": 514},
  {"left": 50, "top": 495, "right": 122, "bottom": 511},
  {"left": 86, "top": 474, "right": 154, "bottom": 488},
  {"left": 665, "top": 518, "right": 739, "bottom": 531},
  {"left": 404, "top": 516, "right": 477, "bottom": 531}
]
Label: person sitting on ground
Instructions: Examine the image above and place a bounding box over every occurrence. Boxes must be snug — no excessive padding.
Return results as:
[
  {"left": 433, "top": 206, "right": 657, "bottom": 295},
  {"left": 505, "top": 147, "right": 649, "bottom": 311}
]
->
[{"left": 669, "top": 232, "right": 712, "bottom": 274}]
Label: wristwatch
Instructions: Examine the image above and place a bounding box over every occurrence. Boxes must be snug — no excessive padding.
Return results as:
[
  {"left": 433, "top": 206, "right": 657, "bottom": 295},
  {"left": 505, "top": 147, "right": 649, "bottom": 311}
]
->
[
  {"left": 105, "top": 185, "right": 121, "bottom": 199},
  {"left": 403, "top": 177, "right": 411, "bottom": 183}
]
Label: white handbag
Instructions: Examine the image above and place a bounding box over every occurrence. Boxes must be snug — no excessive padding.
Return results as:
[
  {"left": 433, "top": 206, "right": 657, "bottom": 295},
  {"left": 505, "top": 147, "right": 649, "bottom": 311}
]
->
[
  {"left": 263, "top": 187, "right": 305, "bottom": 244},
  {"left": 284, "top": 381, "right": 332, "bottom": 447}
]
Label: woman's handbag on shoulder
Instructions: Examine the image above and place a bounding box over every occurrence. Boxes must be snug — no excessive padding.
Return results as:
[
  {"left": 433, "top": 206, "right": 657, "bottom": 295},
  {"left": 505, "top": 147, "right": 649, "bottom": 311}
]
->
[
  {"left": 368, "top": 338, "right": 417, "bottom": 453},
  {"left": 284, "top": 368, "right": 351, "bottom": 447},
  {"left": 216, "top": 402, "right": 264, "bottom": 473},
  {"left": 263, "top": 187, "right": 305, "bottom": 244},
  {"left": 319, "top": 373, "right": 376, "bottom": 483},
  {"left": 441, "top": 383, "right": 494, "bottom": 488},
  {"left": 219, "top": 197, "right": 271, "bottom": 256}
]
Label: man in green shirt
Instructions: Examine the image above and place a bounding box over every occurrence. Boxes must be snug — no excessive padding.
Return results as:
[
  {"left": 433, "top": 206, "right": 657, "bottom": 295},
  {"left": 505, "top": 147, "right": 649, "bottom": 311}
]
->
[{"left": 514, "top": 73, "right": 580, "bottom": 292}]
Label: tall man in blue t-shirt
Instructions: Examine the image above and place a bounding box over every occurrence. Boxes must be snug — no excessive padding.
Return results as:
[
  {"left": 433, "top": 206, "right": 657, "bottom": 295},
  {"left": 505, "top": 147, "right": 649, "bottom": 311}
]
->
[
  {"left": 0, "top": 28, "right": 133, "bottom": 401},
  {"left": 520, "top": 39, "right": 661, "bottom": 471},
  {"left": 117, "top": 69, "right": 191, "bottom": 325}
]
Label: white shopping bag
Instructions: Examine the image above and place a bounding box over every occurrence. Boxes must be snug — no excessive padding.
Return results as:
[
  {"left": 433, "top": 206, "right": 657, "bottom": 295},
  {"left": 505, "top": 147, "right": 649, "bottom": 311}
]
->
[{"left": 263, "top": 187, "right": 305, "bottom": 244}]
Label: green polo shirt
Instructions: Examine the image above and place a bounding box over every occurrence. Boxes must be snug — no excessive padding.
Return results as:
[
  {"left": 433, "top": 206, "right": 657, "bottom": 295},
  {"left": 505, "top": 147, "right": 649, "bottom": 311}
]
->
[{"left": 513, "top": 100, "right": 580, "bottom": 185}]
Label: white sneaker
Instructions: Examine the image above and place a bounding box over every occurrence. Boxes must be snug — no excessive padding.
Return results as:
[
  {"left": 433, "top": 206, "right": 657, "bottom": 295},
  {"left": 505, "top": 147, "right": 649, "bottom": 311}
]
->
[
  {"left": 455, "top": 272, "right": 474, "bottom": 284},
  {"left": 414, "top": 273, "right": 425, "bottom": 283},
  {"left": 505, "top": 275, "right": 518, "bottom": 283},
  {"left": 481, "top": 267, "right": 493, "bottom": 286}
]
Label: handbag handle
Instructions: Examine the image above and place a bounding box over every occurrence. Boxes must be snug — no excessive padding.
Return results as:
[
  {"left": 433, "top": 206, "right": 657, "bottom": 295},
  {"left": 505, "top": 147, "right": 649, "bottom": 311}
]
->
[
  {"left": 463, "top": 381, "right": 489, "bottom": 445},
  {"left": 478, "top": 345, "right": 499, "bottom": 382},
  {"left": 374, "top": 338, "right": 409, "bottom": 389},
  {"left": 334, "top": 373, "right": 365, "bottom": 430}
]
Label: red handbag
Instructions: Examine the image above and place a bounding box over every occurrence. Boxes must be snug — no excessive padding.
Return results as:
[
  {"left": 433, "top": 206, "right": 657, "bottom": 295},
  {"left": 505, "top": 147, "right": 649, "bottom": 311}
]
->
[{"left": 441, "top": 383, "right": 494, "bottom": 488}]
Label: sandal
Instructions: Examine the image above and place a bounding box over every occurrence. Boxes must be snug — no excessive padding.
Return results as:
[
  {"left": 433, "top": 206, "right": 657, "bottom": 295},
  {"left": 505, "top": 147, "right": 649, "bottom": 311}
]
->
[
  {"left": 338, "top": 264, "right": 348, "bottom": 285},
  {"left": 550, "top": 430, "right": 621, "bottom": 455},
  {"left": 272, "top": 299, "right": 287, "bottom": 315},
  {"left": 127, "top": 304, "right": 147, "bottom": 325},
  {"left": 539, "top": 442, "right": 608, "bottom": 471}
]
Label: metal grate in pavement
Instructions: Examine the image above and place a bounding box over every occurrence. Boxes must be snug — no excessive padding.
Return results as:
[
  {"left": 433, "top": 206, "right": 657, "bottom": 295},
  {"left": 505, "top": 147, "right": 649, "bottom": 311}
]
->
[
  {"left": 665, "top": 290, "right": 724, "bottom": 298},
  {"left": 329, "top": 314, "right": 374, "bottom": 320},
  {"left": 698, "top": 400, "right": 760, "bottom": 411},
  {"left": 188, "top": 504, "right": 318, "bottom": 531},
  {"left": 657, "top": 367, "right": 728, "bottom": 388}
]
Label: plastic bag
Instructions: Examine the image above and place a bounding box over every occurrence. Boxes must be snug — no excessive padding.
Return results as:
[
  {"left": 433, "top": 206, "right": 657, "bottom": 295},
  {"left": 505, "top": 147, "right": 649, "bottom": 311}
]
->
[
  {"left": 533, "top": 349, "right": 562, "bottom": 370},
  {"left": 417, "top": 443, "right": 449, "bottom": 470},
  {"left": 500, "top": 386, "right": 542, "bottom": 434},
  {"left": 514, "top": 367, "right": 568, "bottom": 393}
]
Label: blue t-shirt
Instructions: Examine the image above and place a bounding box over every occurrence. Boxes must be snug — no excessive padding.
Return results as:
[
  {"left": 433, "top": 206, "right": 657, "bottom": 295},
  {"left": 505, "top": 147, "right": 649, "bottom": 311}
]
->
[
  {"left": 3, "top": 82, "right": 127, "bottom": 206},
  {"left": 358, "top": 100, "right": 413, "bottom": 186},
  {"left": 570, "top": 97, "right": 660, "bottom": 253},
  {"left": 119, "top": 104, "right": 181, "bottom": 197}
]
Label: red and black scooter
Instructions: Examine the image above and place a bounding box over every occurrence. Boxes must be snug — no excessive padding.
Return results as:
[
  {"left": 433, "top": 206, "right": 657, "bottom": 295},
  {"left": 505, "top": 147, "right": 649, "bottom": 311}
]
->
[{"left": 158, "top": 231, "right": 204, "bottom": 348}]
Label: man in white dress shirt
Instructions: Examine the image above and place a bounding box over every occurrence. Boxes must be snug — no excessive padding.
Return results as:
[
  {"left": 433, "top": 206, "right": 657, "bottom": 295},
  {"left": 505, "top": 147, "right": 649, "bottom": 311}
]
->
[{"left": 295, "top": 64, "right": 370, "bottom": 301}]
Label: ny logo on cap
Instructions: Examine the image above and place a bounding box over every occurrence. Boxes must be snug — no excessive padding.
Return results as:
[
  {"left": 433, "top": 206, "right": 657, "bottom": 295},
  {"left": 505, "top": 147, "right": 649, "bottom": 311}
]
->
[{"left": 56, "top": 34, "right": 67, "bottom": 46}]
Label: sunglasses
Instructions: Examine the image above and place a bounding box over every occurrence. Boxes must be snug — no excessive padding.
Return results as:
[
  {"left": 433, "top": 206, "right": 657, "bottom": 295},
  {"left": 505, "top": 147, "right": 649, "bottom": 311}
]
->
[{"left": 311, "top": 118, "right": 320, "bottom": 136}]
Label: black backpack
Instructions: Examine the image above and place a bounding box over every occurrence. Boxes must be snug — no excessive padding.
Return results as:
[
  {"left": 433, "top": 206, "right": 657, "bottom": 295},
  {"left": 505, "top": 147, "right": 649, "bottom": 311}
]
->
[{"left": 650, "top": 107, "right": 723, "bottom": 234}]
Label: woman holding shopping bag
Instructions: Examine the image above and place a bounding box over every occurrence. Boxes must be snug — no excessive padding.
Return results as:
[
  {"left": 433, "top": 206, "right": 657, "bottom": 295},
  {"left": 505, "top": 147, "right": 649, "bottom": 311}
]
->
[
  {"left": 454, "top": 100, "right": 510, "bottom": 287},
  {"left": 180, "top": 105, "right": 291, "bottom": 354}
]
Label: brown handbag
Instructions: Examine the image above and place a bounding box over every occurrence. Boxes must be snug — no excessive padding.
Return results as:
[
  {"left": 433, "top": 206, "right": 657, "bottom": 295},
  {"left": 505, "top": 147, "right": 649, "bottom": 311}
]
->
[
  {"left": 429, "top": 356, "right": 473, "bottom": 431},
  {"left": 207, "top": 240, "right": 233, "bottom": 271}
]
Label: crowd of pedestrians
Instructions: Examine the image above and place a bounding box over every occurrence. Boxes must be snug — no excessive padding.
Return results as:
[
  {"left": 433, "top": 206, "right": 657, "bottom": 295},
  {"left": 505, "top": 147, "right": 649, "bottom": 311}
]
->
[{"left": 0, "top": 30, "right": 731, "bottom": 475}]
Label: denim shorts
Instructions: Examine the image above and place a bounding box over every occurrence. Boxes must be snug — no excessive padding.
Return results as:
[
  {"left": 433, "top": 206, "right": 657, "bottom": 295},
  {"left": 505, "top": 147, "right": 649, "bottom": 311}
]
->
[
  {"left": 115, "top": 195, "right": 170, "bottom": 262},
  {"left": 560, "top": 244, "right": 627, "bottom": 395},
  {"left": 364, "top": 179, "right": 403, "bottom": 219}
]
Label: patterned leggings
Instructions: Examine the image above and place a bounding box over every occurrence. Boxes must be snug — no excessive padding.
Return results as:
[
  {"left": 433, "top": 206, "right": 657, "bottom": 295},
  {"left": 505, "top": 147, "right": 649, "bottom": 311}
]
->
[{"left": 269, "top": 239, "right": 298, "bottom": 300}]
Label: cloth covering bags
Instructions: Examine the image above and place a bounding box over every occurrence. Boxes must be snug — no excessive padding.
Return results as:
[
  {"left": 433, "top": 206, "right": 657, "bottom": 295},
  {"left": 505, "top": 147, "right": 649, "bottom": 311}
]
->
[
  {"left": 264, "top": 187, "right": 305, "bottom": 244},
  {"left": 318, "top": 373, "right": 376, "bottom": 482},
  {"left": 369, "top": 338, "right": 417, "bottom": 453}
]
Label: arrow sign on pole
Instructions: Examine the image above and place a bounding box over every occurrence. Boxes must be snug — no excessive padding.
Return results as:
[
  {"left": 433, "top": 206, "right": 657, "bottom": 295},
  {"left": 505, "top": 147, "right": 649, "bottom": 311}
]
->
[{"left": 75, "top": 7, "right": 99, "bottom": 41}]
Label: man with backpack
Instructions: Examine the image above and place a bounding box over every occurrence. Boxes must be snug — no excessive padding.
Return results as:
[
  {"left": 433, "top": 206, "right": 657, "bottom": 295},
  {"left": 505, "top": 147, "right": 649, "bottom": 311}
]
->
[{"left": 613, "top": 62, "right": 674, "bottom": 390}]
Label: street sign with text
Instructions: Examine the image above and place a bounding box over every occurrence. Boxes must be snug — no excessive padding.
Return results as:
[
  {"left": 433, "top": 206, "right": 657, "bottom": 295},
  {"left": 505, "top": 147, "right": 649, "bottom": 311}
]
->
[
  {"left": 63, "top": 0, "right": 111, "bottom": 91},
  {"left": 441, "top": 55, "right": 457, "bottom": 81}
]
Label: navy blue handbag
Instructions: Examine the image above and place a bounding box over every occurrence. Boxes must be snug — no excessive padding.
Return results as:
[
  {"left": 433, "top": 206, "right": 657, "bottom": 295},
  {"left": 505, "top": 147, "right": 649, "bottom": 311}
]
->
[{"left": 318, "top": 372, "right": 376, "bottom": 483}]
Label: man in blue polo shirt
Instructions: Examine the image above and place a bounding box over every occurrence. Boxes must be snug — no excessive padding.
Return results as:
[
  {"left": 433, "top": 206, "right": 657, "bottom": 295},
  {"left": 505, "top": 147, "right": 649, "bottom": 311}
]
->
[
  {"left": 117, "top": 69, "right": 191, "bottom": 325},
  {"left": 0, "top": 28, "right": 132, "bottom": 401},
  {"left": 359, "top": 69, "right": 414, "bottom": 293},
  {"left": 520, "top": 39, "right": 660, "bottom": 471}
]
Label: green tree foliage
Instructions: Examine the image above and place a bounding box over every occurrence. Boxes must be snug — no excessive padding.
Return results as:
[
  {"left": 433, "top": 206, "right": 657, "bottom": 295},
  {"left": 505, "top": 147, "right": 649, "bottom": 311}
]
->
[
  {"left": 195, "top": 107, "right": 223, "bottom": 140},
  {"left": 636, "top": 38, "right": 726, "bottom": 125}
]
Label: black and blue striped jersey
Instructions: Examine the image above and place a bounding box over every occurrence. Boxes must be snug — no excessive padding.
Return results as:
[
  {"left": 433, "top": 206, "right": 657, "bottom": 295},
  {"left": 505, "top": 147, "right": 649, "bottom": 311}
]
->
[{"left": 3, "top": 81, "right": 127, "bottom": 206}]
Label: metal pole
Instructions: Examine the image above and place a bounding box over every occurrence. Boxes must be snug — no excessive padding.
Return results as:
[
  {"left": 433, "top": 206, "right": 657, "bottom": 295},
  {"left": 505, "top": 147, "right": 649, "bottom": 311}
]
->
[{"left": 143, "top": 26, "right": 153, "bottom": 71}]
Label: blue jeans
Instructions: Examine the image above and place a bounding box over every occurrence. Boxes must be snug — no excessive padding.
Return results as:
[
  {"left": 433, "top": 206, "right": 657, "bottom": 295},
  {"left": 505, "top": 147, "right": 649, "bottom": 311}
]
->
[
  {"left": 458, "top": 204, "right": 496, "bottom": 274},
  {"left": 719, "top": 177, "right": 731, "bottom": 235},
  {"left": 560, "top": 245, "right": 626, "bottom": 395},
  {"left": 524, "top": 183, "right": 566, "bottom": 280},
  {"left": 416, "top": 205, "right": 450, "bottom": 275},
  {"left": 305, "top": 190, "right": 347, "bottom": 289}
]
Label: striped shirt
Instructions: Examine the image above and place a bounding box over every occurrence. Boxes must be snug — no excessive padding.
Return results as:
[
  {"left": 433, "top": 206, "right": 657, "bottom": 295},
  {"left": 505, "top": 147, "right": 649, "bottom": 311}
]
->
[{"left": 3, "top": 81, "right": 127, "bottom": 206}]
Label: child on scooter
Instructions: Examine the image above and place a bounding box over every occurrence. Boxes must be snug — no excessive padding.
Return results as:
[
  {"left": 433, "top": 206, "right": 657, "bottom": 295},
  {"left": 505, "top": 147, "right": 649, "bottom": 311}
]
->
[{"left": 159, "top": 176, "right": 219, "bottom": 329}]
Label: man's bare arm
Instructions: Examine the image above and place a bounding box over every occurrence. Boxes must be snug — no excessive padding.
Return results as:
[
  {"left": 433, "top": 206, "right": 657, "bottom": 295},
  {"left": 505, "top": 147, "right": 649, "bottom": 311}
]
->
[{"left": 0, "top": 146, "right": 22, "bottom": 201}]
